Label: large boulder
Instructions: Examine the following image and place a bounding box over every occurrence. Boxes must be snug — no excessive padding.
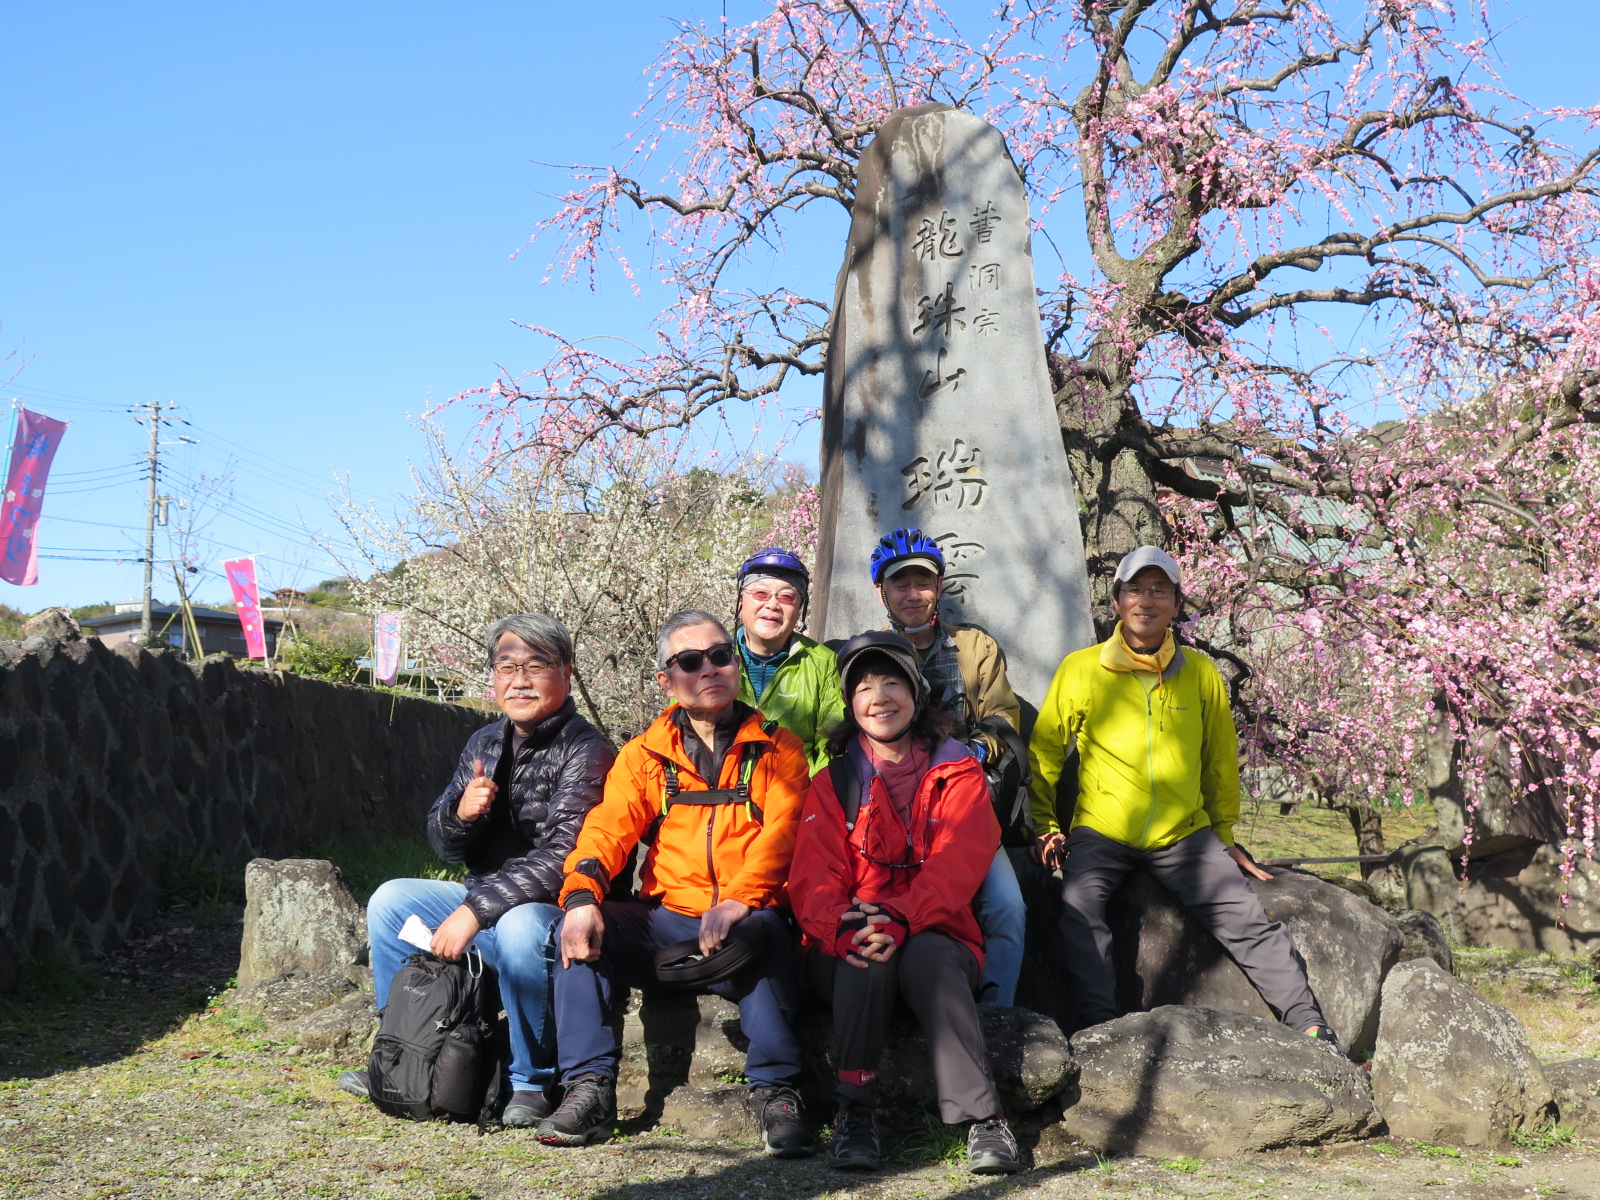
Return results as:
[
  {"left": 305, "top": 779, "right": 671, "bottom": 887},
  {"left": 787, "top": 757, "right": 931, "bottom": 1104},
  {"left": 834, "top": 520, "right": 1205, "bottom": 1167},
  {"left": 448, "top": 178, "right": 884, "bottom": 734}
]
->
[
  {"left": 1544, "top": 1059, "right": 1600, "bottom": 1138},
  {"left": 1394, "top": 908, "right": 1455, "bottom": 974},
  {"left": 18, "top": 607, "right": 80, "bottom": 642},
  {"left": 1014, "top": 854, "right": 1401, "bottom": 1058},
  {"left": 237, "top": 858, "right": 368, "bottom": 988},
  {"left": 614, "top": 990, "right": 1076, "bottom": 1136},
  {"left": 1371, "top": 958, "right": 1553, "bottom": 1146},
  {"left": 1062, "top": 1005, "right": 1379, "bottom": 1157}
]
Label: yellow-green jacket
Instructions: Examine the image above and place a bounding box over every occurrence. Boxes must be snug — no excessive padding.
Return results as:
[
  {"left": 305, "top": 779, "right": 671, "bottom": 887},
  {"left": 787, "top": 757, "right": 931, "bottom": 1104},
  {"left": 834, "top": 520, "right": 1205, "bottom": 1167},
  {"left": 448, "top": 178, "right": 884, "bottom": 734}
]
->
[
  {"left": 737, "top": 632, "right": 844, "bottom": 776},
  {"left": 1026, "top": 641, "right": 1241, "bottom": 849}
]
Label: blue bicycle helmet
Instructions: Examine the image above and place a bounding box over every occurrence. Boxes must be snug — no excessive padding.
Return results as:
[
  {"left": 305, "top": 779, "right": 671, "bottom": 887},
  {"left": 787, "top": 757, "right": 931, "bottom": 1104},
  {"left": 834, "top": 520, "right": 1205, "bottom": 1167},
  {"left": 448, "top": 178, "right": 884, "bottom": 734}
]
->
[
  {"left": 869, "top": 528, "right": 946, "bottom": 584},
  {"left": 736, "top": 547, "right": 810, "bottom": 589}
]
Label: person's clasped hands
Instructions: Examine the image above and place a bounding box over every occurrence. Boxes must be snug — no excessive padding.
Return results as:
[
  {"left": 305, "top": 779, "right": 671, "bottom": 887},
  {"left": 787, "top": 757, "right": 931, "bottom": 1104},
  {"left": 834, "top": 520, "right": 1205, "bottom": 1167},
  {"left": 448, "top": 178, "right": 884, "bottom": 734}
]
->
[{"left": 836, "top": 896, "right": 909, "bottom": 968}]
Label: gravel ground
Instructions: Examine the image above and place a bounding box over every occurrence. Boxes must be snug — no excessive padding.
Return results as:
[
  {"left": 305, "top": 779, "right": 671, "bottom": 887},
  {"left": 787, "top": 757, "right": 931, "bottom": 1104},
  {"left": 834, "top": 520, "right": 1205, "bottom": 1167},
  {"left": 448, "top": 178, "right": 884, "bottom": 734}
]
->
[{"left": 2, "top": 912, "right": 1597, "bottom": 1200}]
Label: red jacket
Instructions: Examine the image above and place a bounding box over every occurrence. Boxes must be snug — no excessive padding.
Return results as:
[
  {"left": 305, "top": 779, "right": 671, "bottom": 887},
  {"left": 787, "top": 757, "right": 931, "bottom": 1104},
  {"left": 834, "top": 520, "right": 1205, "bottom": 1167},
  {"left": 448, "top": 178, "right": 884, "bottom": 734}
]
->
[{"left": 790, "top": 737, "right": 999, "bottom": 967}]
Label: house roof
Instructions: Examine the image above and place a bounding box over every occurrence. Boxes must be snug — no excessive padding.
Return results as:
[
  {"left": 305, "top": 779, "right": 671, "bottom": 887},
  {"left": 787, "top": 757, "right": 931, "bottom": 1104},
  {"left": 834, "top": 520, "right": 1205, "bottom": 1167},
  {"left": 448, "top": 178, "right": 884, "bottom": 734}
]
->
[{"left": 82, "top": 604, "right": 283, "bottom": 630}]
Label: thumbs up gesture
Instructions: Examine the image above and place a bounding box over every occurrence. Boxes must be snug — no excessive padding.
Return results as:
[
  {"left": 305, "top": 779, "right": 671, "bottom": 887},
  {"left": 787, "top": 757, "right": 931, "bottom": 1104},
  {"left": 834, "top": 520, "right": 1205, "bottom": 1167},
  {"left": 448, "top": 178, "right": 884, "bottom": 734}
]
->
[{"left": 457, "top": 758, "right": 496, "bottom": 822}]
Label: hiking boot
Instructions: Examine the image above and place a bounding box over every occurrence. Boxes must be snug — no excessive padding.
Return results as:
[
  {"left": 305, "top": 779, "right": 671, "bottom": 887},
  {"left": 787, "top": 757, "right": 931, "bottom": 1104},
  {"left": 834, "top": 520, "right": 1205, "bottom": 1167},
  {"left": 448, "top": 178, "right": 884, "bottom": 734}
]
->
[
  {"left": 967, "top": 1115, "right": 1022, "bottom": 1175},
  {"left": 336, "top": 1070, "right": 368, "bottom": 1099},
  {"left": 748, "top": 1084, "right": 815, "bottom": 1158},
  {"left": 502, "top": 1089, "right": 554, "bottom": 1128},
  {"left": 534, "top": 1074, "right": 615, "bottom": 1146},
  {"left": 1305, "top": 1025, "right": 1345, "bottom": 1059},
  {"left": 827, "top": 1105, "right": 881, "bottom": 1171}
]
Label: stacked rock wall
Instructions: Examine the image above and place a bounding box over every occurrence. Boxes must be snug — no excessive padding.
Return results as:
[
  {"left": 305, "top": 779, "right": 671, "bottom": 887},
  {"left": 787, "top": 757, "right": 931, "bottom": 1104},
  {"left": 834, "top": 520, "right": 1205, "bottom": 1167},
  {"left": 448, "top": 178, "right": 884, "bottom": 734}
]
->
[{"left": 0, "top": 635, "right": 487, "bottom": 992}]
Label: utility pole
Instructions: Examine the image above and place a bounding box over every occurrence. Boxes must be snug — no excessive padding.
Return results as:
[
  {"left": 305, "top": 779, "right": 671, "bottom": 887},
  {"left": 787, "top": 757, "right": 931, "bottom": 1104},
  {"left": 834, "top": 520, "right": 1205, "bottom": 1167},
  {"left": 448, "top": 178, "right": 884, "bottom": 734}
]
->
[{"left": 131, "top": 401, "right": 188, "bottom": 645}]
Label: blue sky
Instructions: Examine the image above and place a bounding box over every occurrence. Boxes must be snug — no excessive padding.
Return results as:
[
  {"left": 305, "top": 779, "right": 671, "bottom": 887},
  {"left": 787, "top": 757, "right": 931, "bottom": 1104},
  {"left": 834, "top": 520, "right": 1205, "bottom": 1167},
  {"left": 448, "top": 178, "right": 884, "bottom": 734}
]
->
[{"left": 3, "top": 1, "right": 1595, "bottom": 612}]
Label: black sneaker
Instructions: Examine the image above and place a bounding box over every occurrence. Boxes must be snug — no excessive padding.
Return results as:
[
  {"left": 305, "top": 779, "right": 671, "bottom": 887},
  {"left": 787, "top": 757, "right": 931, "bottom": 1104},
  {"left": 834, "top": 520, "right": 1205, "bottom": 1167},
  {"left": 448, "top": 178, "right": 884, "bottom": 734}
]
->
[
  {"left": 827, "top": 1106, "right": 881, "bottom": 1171},
  {"left": 535, "top": 1074, "right": 615, "bottom": 1146},
  {"left": 748, "top": 1084, "right": 815, "bottom": 1158},
  {"left": 336, "top": 1070, "right": 368, "bottom": 1099},
  {"left": 502, "top": 1089, "right": 554, "bottom": 1128},
  {"left": 967, "top": 1115, "right": 1022, "bottom": 1175},
  {"left": 1306, "top": 1025, "right": 1345, "bottom": 1059}
]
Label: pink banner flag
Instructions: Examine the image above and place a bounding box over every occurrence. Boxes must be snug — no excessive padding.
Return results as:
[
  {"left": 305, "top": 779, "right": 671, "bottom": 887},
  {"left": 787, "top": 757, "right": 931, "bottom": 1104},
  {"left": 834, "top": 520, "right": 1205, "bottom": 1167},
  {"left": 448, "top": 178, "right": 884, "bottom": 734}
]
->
[
  {"left": 1, "top": 408, "right": 69, "bottom": 586},
  {"left": 373, "top": 611, "right": 403, "bottom": 686},
  {"left": 223, "top": 557, "right": 269, "bottom": 658}
]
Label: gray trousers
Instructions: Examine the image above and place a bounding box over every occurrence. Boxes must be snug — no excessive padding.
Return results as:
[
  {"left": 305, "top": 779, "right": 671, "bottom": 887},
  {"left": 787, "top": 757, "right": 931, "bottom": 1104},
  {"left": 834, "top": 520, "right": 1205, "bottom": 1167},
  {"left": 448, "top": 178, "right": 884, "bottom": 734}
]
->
[
  {"left": 1059, "top": 826, "right": 1326, "bottom": 1033},
  {"left": 807, "top": 933, "right": 1001, "bottom": 1123}
]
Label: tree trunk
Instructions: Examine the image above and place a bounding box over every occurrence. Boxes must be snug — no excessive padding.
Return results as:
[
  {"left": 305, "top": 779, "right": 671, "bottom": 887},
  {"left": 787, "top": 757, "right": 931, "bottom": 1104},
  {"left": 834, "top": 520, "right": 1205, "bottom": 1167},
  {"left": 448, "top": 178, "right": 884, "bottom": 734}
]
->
[
  {"left": 1054, "top": 358, "right": 1167, "bottom": 625},
  {"left": 1344, "top": 800, "right": 1386, "bottom": 879}
]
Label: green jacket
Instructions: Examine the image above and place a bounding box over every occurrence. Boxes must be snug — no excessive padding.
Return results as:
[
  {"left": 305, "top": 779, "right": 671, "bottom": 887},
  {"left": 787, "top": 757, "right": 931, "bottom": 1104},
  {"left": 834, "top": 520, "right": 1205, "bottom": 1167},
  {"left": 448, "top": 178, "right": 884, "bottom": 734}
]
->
[
  {"left": 737, "top": 632, "right": 844, "bottom": 775},
  {"left": 1026, "top": 641, "right": 1241, "bottom": 849}
]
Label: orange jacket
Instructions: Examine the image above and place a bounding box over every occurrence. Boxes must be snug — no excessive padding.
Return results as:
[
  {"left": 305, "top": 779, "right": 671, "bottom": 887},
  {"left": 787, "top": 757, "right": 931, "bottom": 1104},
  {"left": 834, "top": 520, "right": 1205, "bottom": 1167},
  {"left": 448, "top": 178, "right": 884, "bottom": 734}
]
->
[
  {"left": 790, "top": 739, "right": 999, "bottom": 968},
  {"left": 559, "top": 705, "right": 810, "bottom": 917}
]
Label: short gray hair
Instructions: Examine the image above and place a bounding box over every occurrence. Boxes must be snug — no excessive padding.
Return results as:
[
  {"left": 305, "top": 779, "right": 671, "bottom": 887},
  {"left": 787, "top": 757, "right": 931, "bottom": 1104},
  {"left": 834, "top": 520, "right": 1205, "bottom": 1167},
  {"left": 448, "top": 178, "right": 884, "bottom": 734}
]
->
[
  {"left": 656, "top": 609, "right": 731, "bottom": 671},
  {"left": 485, "top": 613, "right": 574, "bottom": 670}
]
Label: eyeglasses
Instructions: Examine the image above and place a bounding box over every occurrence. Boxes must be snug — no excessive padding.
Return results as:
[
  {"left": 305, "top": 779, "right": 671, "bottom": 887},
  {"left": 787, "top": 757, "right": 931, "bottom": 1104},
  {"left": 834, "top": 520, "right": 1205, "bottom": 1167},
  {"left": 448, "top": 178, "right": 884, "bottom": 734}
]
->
[
  {"left": 664, "top": 642, "right": 736, "bottom": 674},
  {"left": 1121, "top": 586, "right": 1175, "bottom": 600},
  {"left": 492, "top": 658, "right": 560, "bottom": 680},
  {"left": 854, "top": 789, "right": 935, "bottom": 870},
  {"left": 744, "top": 588, "right": 800, "bottom": 608}
]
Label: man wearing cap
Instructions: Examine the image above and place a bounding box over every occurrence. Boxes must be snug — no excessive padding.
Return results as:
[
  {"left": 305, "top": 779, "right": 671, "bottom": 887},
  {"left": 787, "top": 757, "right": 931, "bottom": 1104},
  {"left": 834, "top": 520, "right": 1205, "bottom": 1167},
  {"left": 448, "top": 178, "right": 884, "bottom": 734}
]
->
[
  {"left": 536, "top": 609, "right": 816, "bottom": 1155},
  {"left": 733, "top": 548, "right": 845, "bottom": 773},
  {"left": 1028, "top": 546, "right": 1341, "bottom": 1053},
  {"left": 868, "top": 528, "right": 1029, "bottom": 1008}
]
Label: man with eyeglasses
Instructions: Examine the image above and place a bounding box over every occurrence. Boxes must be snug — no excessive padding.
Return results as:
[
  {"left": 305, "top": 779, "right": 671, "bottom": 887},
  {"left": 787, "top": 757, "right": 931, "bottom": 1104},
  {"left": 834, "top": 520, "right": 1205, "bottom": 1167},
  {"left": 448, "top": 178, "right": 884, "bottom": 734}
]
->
[
  {"left": 345, "top": 614, "right": 614, "bottom": 1126},
  {"left": 1027, "top": 547, "right": 1342, "bottom": 1055},
  {"left": 733, "top": 549, "right": 844, "bottom": 773},
  {"left": 535, "top": 609, "right": 815, "bottom": 1156}
]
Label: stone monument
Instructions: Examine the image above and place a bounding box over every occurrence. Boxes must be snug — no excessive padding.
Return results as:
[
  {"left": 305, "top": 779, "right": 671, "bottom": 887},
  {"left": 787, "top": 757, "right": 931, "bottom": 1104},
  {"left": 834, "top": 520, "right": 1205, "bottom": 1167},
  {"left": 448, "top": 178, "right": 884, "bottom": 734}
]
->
[{"left": 813, "top": 103, "right": 1094, "bottom": 703}]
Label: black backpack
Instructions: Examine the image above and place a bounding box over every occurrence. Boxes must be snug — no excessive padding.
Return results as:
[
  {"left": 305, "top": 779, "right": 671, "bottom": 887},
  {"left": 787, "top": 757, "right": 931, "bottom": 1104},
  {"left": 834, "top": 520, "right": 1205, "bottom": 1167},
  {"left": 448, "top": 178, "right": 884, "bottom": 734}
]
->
[{"left": 367, "top": 948, "right": 508, "bottom": 1128}]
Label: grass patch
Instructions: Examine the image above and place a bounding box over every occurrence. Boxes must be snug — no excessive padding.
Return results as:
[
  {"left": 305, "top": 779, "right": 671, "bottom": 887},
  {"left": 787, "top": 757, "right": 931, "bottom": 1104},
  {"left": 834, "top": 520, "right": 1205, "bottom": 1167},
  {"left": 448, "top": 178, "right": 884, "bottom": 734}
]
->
[
  {"left": 1509, "top": 1123, "right": 1577, "bottom": 1152},
  {"left": 1417, "top": 1142, "right": 1463, "bottom": 1158},
  {"left": 1234, "top": 796, "right": 1434, "bottom": 877},
  {"left": 1456, "top": 950, "right": 1600, "bottom": 1061},
  {"left": 1163, "top": 1155, "right": 1203, "bottom": 1172},
  {"left": 1495, "top": 1154, "right": 1524, "bottom": 1167},
  {"left": 882, "top": 1108, "right": 967, "bottom": 1166},
  {"left": 12, "top": 945, "right": 105, "bottom": 1002},
  {"left": 159, "top": 858, "right": 246, "bottom": 910},
  {"left": 304, "top": 837, "right": 465, "bottom": 906}
]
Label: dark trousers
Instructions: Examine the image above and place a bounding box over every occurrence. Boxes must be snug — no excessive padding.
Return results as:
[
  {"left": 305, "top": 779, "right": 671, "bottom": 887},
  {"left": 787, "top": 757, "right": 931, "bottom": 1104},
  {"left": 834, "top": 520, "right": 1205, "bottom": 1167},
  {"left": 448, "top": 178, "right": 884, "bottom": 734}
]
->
[
  {"left": 1059, "top": 826, "right": 1327, "bottom": 1033},
  {"left": 552, "top": 900, "right": 803, "bottom": 1089},
  {"left": 806, "top": 933, "right": 1001, "bottom": 1123}
]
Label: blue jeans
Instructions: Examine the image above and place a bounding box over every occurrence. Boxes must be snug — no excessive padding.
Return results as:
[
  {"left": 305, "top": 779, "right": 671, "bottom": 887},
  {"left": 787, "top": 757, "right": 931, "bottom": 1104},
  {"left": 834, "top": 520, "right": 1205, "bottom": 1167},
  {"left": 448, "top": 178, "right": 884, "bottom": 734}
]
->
[
  {"left": 366, "top": 878, "right": 560, "bottom": 1092},
  {"left": 552, "top": 901, "right": 803, "bottom": 1090},
  {"left": 973, "top": 848, "right": 1025, "bottom": 1006}
]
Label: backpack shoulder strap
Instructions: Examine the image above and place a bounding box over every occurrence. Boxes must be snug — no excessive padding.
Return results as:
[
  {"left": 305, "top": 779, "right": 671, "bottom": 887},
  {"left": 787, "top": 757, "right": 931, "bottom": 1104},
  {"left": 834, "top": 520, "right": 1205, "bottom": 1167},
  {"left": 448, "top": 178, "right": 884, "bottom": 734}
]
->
[{"left": 828, "top": 752, "right": 864, "bottom": 830}]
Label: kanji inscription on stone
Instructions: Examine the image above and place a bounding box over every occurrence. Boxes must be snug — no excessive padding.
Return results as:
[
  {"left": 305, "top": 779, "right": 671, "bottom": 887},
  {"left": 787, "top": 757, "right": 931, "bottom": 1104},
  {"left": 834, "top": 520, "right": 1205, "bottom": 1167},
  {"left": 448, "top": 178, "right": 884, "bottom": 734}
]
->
[
  {"left": 914, "top": 209, "right": 964, "bottom": 260},
  {"left": 816, "top": 104, "right": 1095, "bottom": 704},
  {"left": 912, "top": 282, "right": 967, "bottom": 338},
  {"left": 901, "top": 440, "right": 988, "bottom": 511},
  {"left": 969, "top": 201, "right": 1001, "bottom": 243}
]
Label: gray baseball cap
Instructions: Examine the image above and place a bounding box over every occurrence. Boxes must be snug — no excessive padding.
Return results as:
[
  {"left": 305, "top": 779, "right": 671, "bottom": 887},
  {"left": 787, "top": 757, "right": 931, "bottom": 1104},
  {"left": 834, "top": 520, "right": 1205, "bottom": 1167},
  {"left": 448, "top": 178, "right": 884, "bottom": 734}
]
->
[{"left": 1112, "top": 545, "right": 1182, "bottom": 588}]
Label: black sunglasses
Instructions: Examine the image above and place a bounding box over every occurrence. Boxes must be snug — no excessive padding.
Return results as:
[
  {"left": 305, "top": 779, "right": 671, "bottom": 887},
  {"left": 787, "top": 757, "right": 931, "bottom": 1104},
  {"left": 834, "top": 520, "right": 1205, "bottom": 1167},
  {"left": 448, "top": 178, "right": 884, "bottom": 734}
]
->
[{"left": 665, "top": 641, "right": 736, "bottom": 674}]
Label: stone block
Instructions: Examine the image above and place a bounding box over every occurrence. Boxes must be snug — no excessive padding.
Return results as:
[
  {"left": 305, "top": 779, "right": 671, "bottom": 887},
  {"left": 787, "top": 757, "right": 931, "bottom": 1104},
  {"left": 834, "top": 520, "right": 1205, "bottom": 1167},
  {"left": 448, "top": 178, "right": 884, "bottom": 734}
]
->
[
  {"left": 1062, "top": 1005, "right": 1379, "bottom": 1157},
  {"left": 1401, "top": 842, "right": 1600, "bottom": 955},
  {"left": 1372, "top": 959, "right": 1553, "bottom": 1146},
  {"left": 19, "top": 608, "right": 80, "bottom": 642},
  {"left": 233, "top": 970, "right": 359, "bottom": 1024},
  {"left": 1544, "top": 1059, "right": 1600, "bottom": 1138},
  {"left": 289, "top": 990, "right": 377, "bottom": 1059},
  {"left": 1394, "top": 908, "right": 1454, "bottom": 974},
  {"left": 238, "top": 859, "right": 368, "bottom": 989}
]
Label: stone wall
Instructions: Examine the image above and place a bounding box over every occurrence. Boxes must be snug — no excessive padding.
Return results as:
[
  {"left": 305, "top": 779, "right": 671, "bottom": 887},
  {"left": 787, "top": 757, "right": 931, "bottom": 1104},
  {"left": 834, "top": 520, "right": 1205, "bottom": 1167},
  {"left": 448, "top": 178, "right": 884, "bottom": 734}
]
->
[{"left": 0, "top": 634, "right": 488, "bottom": 992}]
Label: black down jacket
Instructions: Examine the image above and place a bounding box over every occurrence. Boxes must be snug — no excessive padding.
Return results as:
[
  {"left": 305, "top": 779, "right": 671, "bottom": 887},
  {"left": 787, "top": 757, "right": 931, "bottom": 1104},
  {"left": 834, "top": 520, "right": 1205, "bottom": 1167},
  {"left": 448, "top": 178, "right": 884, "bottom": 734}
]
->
[{"left": 426, "top": 697, "right": 614, "bottom": 927}]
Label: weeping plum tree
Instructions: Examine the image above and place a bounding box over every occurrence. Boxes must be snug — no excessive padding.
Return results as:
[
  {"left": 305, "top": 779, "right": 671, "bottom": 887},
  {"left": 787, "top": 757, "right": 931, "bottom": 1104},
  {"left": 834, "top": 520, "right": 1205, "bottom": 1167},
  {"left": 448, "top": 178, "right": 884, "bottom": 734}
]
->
[{"left": 447, "top": 1, "right": 1600, "bottom": 852}]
